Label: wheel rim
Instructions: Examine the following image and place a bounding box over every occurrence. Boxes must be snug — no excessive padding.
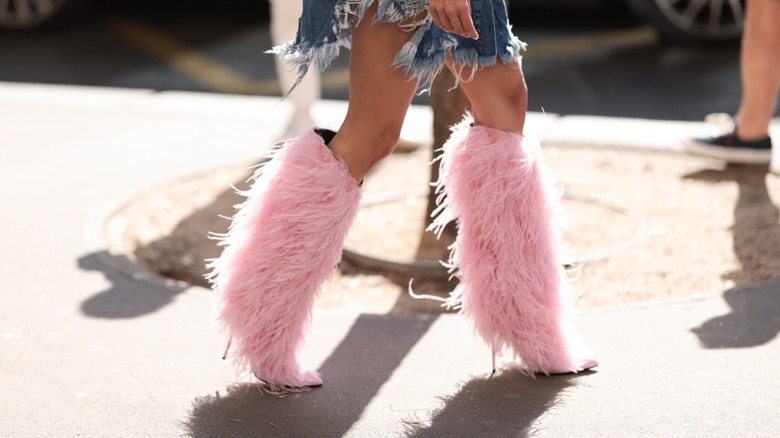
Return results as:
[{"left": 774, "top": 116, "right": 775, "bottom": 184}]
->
[
  {"left": 0, "top": 0, "right": 68, "bottom": 28},
  {"left": 655, "top": 0, "right": 745, "bottom": 39}
]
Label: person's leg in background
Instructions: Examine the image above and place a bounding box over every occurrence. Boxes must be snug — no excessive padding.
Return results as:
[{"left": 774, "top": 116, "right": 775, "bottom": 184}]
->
[
  {"left": 269, "top": 0, "right": 320, "bottom": 137},
  {"left": 684, "top": 0, "right": 780, "bottom": 165},
  {"left": 736, "top": 0, "right": 780, "bottom": 142}
]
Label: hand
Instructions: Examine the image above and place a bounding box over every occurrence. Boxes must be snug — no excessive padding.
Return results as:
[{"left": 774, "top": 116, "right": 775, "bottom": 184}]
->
[{"left": 429, "top": 0, "right": 480, "bottom": 40}]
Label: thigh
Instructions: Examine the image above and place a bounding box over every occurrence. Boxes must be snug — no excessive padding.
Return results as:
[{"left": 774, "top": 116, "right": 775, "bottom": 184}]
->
[
  {"left": 327, "top": 5, "right": 425, "bottom": 181},
  {"left": 342, "top": 13, "right": 423, "bottom": 140}
]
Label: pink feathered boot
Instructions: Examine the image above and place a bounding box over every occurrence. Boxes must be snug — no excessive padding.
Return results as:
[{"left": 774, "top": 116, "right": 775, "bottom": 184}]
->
[
  {"left": 207, "top": 129, "right": 361, "bottom": 391},
  {"left": 430, "top": 118, "right": 596, "bottom": 376}
]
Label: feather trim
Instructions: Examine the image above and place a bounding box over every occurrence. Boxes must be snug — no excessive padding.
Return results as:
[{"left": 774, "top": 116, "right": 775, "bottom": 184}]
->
[
  {"left": 207, "top": 130, "right": 362, "bottom": 390},
  {"left": 430, "top": 116, "right": 588, "bottom": 375},
  {"left": 268, "top": 0, "right": 525, "bottom": 97}
]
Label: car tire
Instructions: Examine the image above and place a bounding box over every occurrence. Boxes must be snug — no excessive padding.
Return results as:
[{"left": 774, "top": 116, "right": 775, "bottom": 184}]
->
[
  {"left": 0, "top": 0, "right": 95, "bottom": 30},
  {"left": 625, "top": 0, "right": 745, "bottom": 42}
]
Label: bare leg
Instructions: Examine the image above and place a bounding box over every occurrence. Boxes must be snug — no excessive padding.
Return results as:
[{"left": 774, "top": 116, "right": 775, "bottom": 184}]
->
[
  {"left": 328, "top": 9, "right": 423, "bottom": 182},
  {"left": 432, "top": 55, "right": 594, "bottom": 374},
  {"left": 269, "top": 0, "right": 320, "bottom": 135},
  {"left": 736, "top": 0, "right": 780, "bottom": 141},
  {"left": 445, "top": 57, "right": 528, "bottom": 133},
  {"left": 214, "top": 5, "right": 426, "bottom": 391}
]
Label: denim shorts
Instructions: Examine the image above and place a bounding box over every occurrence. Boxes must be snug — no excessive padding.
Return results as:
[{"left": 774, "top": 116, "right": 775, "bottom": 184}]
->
[{"left": 271, "top": 0, "right": 525, "bottom": 96}]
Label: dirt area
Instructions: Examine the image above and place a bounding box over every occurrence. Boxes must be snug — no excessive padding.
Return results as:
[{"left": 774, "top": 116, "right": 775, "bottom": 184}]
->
[{"left": 104, "top": 143, "right": 780, "bottom": 314}]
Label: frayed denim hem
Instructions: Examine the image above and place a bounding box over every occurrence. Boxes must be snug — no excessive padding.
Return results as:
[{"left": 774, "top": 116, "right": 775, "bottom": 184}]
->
[
  {"left": 394, "top": 30, "right": 527, "bottom": 94},
  {"left": 269, "top": 0, "right": 525, "bottom": 98}
]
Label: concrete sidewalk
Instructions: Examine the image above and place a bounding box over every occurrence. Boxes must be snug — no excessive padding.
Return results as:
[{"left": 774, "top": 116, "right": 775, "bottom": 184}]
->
[{"left": 1, "top": 82, "right": 779, "bottom": 437}]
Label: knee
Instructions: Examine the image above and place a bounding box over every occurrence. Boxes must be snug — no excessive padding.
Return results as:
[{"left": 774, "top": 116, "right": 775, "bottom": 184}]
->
[
  {"left": 474, "top": 75, "right": 527, "bottom": 127},
  {"left": 487, "top": 67, "right": 527, "bottom": 112},
  {"left": 331, "top": 121, "right": 402, "bottom": 172},
  {"left": 509, "top": 62, "right": 528, "bottom": 98},
  {"left": 368, "top": 126, "right": 403, "bottom": 163},
  {"left": 504, "top": 76, "right": 528, "bottom": 113}
]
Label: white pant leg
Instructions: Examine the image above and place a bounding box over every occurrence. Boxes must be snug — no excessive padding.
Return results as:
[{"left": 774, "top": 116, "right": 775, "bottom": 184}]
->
[{"left": 269, "top": 0, "right": 320, "bottom": 135}]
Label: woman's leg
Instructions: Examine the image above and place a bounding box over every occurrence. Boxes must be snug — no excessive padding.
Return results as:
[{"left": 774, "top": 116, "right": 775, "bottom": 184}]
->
[
  {"left": 328, "top": 10, "right": 423, "bottom": 182},
  {"left": 211, "top": 5, "right": 427, "bottom": 391},
  {"left": 431, "top": 57, "right": 593, "bottom": 374},
  {"left": 736, "top": 0, "right": 780, "bottom": 141},
  {"left": 446, "top": 57, "right": 527, "bottom": 133}
]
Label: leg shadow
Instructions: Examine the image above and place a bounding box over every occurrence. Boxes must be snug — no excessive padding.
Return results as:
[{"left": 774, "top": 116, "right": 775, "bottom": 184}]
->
[
  {"left": 182, "top": 313, "right": 437, "bottom": 438},
  {"left": 691, "top": 277, "right": 780, "bottom": 349},
  {"left": 78, "top": 251, "right": 187, "bottom": 319},
  {"left": 132, "top": 166, "right": 252, "bottom": 289},
  {"left": 403, "top": 370, "right": 583, "bottom": 438},
  {"left": 684, "top": 165, "right": 780, "bottom": 348},
  {"left": 684, "top": 165, "right": 780, "bottom": 284}
]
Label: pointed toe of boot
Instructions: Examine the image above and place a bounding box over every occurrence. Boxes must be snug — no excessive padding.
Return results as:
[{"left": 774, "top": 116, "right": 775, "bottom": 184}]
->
[
  {"left": 253, "top": 369, "right": 323, "bottom": 392},
  {"left": 540, "top": 358, "right": 599, "bottom": 376}
]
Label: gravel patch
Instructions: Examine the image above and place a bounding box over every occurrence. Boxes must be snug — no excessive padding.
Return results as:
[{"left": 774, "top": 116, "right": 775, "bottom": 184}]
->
[{"left": 104, "top": 143, "right": 780, "bottom": 314}]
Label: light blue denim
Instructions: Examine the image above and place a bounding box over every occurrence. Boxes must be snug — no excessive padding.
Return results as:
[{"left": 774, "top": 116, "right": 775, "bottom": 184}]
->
[{"left": 271, "top": 0, "right": 526, "bottom": 96}]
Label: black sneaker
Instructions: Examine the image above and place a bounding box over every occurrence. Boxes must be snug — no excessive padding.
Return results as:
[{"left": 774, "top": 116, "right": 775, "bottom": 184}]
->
[{"left": 683, "top": 131, "right": 772, "bottom": 164}]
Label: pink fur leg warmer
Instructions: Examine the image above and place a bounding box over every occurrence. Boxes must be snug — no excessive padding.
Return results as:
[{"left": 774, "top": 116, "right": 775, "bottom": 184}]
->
[
  {"left": 207, "top": 130, "right": 361, "bottom": 389},
  {"left": 430, "top": 118, "right": 588, "bottom": 375}
]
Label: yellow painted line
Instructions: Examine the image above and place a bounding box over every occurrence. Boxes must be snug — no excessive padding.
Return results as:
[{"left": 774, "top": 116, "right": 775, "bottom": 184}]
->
[
  {"left": 102, "top": 16, "right": 656, "bottom": 95},
  {"left": 524, "top": 26, "right": 658, "bottom": 60},
  {"left": 102, "top": 16, "right": 280, "bottom": 95},
  {"left": 247, "top": 69, "right": 351, "bottom": 94},
  {"left": 321, "top": 69, "right": 351, "bottom": 89}
]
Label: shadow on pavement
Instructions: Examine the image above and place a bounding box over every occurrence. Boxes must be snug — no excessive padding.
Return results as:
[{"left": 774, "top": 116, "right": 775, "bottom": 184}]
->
[
  {"left": 78, "top": 251, "right": 187, "bottom": 319},
  {"left": 691, "top": 277, "right": 780, "bottom": 349},
  {"left": 132, "top": 167, "right": 251, "bottom": 289},
  {"left": 182, "top": 314, "right": 437, "bottom": 437},
  {"left": 684, "top": 165, "right": 780, "bottom": 348},
  {"left": 403, "top": 370, "right": 582, "bottom": 438},
  {"left": 684, "top": 165, "right": 780, "bottom": 284}
]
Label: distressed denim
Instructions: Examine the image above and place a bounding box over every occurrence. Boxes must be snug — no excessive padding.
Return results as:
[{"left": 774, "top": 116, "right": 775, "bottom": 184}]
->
[{"left": 271, "top": 0, "right": 525, "bottom": 95}]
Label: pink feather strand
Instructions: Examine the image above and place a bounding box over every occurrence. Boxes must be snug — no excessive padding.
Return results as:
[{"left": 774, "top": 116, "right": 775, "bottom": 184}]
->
[
  {"left": 430, "top": 116, "right": 591, "bottom": 376},
  {"left": 207, "top": 130, "right": 362, "bottom": 391}
]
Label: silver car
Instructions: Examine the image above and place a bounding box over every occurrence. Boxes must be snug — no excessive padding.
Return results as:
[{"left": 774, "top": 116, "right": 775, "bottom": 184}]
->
[{"left": 0, "top": 0, "right": 745, "bottom": 42}]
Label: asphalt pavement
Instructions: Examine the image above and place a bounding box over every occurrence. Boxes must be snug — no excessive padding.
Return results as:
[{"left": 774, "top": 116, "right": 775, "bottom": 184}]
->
[{"left": 1, "top": 81, "right": 779, "bottom": 437}]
